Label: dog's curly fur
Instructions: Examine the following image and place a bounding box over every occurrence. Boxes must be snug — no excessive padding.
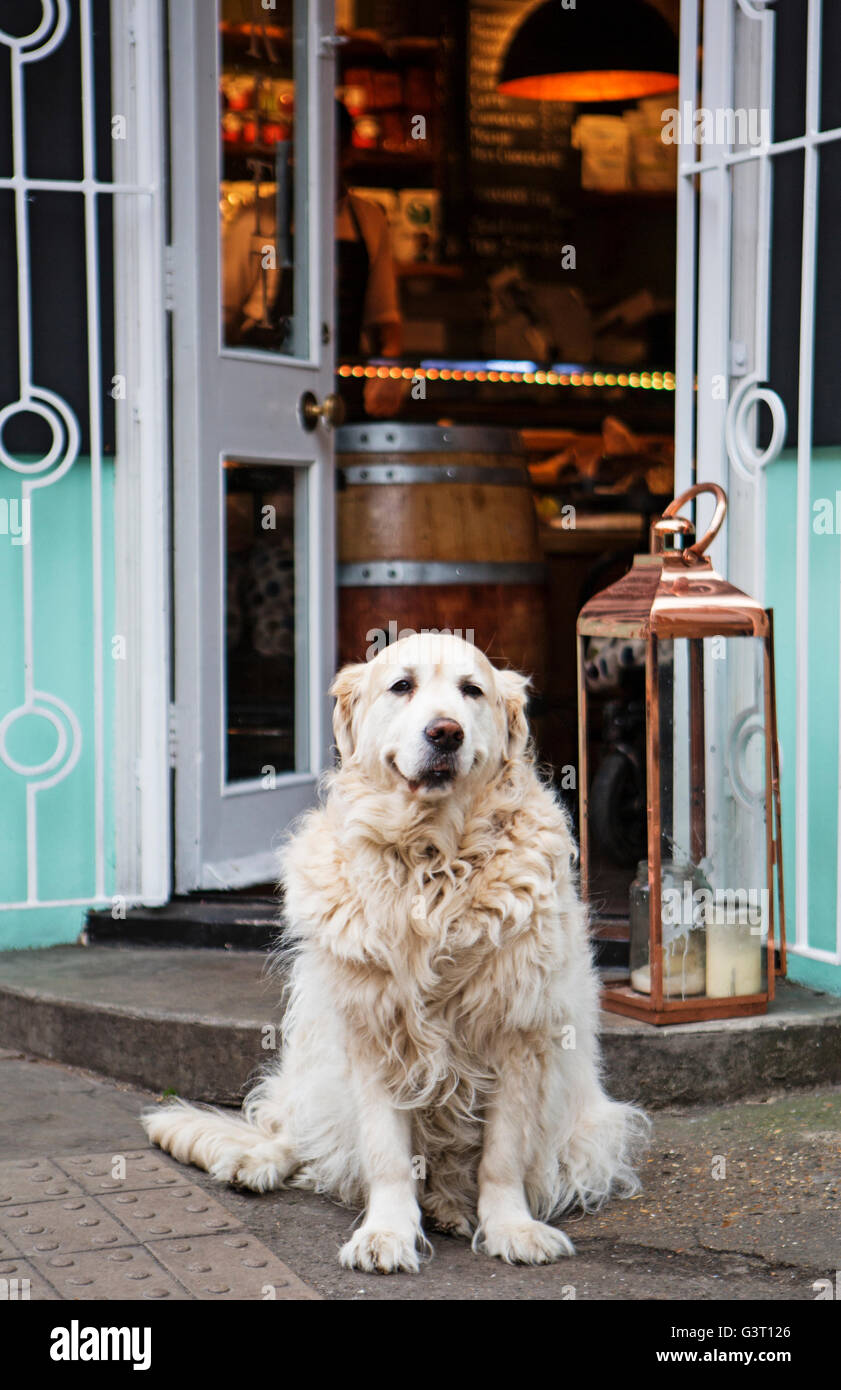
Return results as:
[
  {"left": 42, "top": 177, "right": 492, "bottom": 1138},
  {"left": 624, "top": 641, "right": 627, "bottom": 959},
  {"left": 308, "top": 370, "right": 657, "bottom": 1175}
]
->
[{"left": 143, "top": 634, "right": 647, "bottom": 1272}]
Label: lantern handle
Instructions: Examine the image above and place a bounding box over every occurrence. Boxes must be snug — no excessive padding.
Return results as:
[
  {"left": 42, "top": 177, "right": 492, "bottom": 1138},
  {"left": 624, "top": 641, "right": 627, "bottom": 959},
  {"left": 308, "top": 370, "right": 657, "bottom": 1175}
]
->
[{"left": 662, "top": 483, "right": 727, "bottom": 559}]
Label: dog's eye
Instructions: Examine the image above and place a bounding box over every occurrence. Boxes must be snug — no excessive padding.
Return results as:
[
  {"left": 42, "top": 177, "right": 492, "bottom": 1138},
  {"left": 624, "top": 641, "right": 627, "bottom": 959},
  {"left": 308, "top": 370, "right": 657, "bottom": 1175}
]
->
[
  {"left": 389, "top": 678, "right": 413, "bottom": 695},
  {"left": 461, "top": 683, "right": 483, "bottom": 699}
]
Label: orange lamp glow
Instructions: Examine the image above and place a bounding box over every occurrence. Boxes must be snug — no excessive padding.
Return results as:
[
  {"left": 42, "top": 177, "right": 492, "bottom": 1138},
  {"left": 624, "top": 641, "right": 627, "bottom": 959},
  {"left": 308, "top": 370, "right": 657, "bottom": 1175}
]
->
[{"left": 497, "top": 1, "right": 679, "bottom": 105}]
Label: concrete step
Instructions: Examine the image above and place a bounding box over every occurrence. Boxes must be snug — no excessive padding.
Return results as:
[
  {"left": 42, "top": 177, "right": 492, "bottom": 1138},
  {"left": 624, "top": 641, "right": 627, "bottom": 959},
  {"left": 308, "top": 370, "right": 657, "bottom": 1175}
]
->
[
  {"left": 85, "top": 895, "right": 279, "bottom": 951},
  {"left": 1, "top": 945, "right": 840, "bottom": 1108}
]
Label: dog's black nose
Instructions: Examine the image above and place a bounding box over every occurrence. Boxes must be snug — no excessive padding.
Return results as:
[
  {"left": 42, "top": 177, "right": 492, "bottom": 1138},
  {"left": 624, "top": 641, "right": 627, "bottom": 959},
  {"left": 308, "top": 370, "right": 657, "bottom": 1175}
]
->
[{"left": 424, "top": 718, "right": 464, "bottom": 751}]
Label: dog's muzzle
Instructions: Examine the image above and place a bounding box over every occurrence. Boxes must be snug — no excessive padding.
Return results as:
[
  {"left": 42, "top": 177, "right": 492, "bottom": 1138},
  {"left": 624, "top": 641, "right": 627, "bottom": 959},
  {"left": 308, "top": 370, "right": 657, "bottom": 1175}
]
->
[{"left": 403, "top": 719, "right": 465, "bottom": 792}]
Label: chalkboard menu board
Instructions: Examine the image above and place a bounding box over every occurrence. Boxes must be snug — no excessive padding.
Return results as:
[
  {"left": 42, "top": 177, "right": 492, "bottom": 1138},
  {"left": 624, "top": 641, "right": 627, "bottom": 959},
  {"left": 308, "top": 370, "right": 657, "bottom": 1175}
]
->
[{"left": 468, "top": 0, "right": 578, "bottom": 264}]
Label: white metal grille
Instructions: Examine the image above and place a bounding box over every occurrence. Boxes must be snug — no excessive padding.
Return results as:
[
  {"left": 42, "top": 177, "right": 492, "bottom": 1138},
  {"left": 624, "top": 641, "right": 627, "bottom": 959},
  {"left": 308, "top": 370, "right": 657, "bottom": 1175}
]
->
[
  {"left": 0, "top": 0, "right": 161, "bottom": 911},
  {"left": 676, "top": 0, "right": 841, "bottom": 966}
]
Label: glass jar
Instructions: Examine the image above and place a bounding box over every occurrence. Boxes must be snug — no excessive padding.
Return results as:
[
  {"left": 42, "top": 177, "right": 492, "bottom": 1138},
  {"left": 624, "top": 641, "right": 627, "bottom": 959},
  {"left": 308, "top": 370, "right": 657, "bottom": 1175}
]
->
[{"left": 628, "top": 859, "right": 709, "bottom": 998}]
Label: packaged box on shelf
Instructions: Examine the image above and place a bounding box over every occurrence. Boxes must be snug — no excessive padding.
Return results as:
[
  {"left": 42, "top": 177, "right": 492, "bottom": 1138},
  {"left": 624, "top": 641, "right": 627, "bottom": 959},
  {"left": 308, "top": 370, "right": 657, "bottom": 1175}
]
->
[{"left": 394, "top": 188, "right": 440, "bottom": 262}]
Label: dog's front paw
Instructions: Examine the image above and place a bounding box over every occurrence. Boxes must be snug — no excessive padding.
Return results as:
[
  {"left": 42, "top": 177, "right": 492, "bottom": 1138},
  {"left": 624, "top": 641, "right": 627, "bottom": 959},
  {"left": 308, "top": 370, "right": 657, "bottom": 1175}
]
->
[
  {"left": 339, "top": 1224, "right": 426, "bottom": 1274},
  {"left": 476, "top": 1219, "right": 574, "bottom": 1264}
]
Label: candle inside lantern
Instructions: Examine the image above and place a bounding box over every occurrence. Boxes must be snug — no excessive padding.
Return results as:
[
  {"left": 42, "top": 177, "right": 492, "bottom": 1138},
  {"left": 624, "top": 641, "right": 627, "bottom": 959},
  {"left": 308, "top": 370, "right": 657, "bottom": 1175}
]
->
[{"left": 704, "top": 900, "right": 763, "bottom": 997}]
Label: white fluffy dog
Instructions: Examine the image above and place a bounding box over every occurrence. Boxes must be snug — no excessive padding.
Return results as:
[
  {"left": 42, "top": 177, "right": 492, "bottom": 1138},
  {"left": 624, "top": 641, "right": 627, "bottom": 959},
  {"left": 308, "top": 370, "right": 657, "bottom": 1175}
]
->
[{"left": 142, "top": 633, "right": 646, "bottom": 1273}]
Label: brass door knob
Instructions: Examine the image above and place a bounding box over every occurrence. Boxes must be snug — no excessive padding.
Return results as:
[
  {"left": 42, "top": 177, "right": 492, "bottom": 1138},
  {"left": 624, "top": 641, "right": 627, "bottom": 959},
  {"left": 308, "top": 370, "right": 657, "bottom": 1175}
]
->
[{"left": 299, "top": 390, "right": 346, "bottom": 431}]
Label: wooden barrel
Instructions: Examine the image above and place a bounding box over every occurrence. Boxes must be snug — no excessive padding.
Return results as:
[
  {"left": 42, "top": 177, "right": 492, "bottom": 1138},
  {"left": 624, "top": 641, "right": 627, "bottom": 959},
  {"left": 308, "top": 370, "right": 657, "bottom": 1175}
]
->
[{"left": 336, "top": 423, "right": 547, "bottom": 687}]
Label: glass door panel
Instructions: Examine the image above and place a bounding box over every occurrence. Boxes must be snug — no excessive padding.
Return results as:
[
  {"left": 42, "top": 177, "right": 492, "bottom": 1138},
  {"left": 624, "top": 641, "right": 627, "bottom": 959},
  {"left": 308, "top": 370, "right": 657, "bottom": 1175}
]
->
[
  {"left": 219, "top": 0, "right": 309, "bottom": 358},
  {"left": 223, "top": 459, "right": 309, "bottom": 784}
]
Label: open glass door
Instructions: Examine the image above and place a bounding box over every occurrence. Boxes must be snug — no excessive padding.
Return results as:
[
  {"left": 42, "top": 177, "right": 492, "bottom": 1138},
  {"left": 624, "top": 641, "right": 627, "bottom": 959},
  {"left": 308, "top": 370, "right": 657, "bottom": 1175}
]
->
[{"left": 169, "top": 0, "right": 337, "bottom": 890}]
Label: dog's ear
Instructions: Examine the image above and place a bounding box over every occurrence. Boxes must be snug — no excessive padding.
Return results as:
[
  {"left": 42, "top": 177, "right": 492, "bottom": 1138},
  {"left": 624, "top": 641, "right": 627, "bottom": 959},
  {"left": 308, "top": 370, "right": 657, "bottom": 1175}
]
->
[
  {"left": 330, "top": 662, "right": 367, "bottom": 763},
  {"left": 496, "top": 668, "right": 531, "bottom": 759}
]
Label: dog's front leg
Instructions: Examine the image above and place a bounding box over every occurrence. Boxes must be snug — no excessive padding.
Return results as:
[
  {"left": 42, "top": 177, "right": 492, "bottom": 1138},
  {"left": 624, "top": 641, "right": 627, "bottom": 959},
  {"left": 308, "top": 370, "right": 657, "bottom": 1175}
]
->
[
  {"left": 339, "top": 1056, "right": 427, "bottom": 1275},
  {"left": 475, "top": 1048, "right": 574, "bottom": 1264}
]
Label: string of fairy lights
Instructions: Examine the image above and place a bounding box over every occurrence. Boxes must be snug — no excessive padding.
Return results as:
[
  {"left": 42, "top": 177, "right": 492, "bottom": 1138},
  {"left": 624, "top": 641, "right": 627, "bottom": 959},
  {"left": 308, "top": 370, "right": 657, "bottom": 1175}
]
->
[{"left": 337, "top": 363, "right": 676, "bottom": 391}]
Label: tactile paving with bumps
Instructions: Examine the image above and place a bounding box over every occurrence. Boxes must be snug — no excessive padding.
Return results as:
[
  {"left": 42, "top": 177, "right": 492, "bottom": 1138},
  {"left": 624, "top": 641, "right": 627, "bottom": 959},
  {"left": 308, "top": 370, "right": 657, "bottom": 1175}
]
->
[{"left": 0, "top": 1153, "right": 319, "bottom": 1301}]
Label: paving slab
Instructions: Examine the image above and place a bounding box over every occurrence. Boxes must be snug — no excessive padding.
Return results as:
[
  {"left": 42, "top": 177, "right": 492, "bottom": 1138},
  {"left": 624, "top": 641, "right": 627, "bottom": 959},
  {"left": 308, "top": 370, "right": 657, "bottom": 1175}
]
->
[
  {"left": 148, "top": 1232, "right": 314, "bottom": 1300},
  {"left": 0, "top": 1140, "right": 317, "bottom": 1300},
  {"left": 0, "top": 1158, "right": 85, "bottom": 1204},
  {"left": 0, "top": 1258, "right": 60, "bottom": 1299},
  {"left": 2, "top": 945, "right": 841, "bottom": 1106},
  {"left": 54, "top": 1150, "right": 191, "bottom": 1196},
  {"left": 29, "top": 1245, "right": 188, "bottom": 1301},
  {"left": 0, "top": 1191, "right": 145, "bottom": 1258},
  {"left": 96, "top": 1183, "right": 241, "bottom": 1242}
]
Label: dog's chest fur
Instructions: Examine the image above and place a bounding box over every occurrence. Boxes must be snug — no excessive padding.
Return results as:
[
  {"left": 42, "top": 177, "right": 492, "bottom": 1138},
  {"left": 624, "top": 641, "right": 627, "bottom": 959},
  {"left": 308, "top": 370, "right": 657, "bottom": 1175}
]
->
[{"left": 282, "top": 787, "right": 574, "bottom": 1102}]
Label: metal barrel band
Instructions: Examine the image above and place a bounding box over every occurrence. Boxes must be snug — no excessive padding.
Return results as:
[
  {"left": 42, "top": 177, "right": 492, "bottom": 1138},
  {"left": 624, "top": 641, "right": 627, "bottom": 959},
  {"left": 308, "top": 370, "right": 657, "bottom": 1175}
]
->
[
  {"left": 338, "top": 561, "right": 547, "bottom": 587},
  {"left": 335, "top": 422, "right": 522, "bottom": 454},
  {"left": 338, "top": 464, "right": 528, "bottom": 488}
]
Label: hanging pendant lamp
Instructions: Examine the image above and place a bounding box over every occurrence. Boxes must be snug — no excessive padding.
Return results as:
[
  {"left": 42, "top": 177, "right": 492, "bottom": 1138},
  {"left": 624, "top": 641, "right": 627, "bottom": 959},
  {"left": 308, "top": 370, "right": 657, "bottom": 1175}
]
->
[{"left": 497, "top": 0, "right": 679, "bottom": 104}]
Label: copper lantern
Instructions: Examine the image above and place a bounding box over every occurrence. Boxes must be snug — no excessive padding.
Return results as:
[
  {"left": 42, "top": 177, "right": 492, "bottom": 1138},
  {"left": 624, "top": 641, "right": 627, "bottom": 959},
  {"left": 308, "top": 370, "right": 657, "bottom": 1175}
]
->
[{"left": 576, "top": 484, "right": 786, "bottom": 1024}]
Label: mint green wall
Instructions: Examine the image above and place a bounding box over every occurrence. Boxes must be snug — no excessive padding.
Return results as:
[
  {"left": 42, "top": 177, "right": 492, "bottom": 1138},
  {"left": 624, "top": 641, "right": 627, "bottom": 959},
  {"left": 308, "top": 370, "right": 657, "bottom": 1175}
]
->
[
  {"left": 765, "top": 447, "right": 841, "bottom": 994},
  {"left": 0, "top": 458, "right": 115, "bottom": 948}
]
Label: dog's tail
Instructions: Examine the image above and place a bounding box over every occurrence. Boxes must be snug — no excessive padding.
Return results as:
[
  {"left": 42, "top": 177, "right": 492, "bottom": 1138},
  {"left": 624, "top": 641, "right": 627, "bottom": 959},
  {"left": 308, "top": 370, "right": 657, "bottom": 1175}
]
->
[
  {"left": 141, "top": 1100, "right": 272, "bottom": 1184},
  {"left": 556, "top": 1097, "right": 651, "bottom": 1216}
]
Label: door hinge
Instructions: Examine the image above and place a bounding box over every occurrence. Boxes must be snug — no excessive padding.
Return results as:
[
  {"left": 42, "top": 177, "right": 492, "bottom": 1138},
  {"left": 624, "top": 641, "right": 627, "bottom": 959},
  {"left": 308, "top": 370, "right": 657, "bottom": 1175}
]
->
[
  {"left": 319, "top": 33, "right": 349, "bottom": 57},
  {"left": 168, "top": 703, "right": 178, "bottom": 769},
  {"left": 164, "top": 244, "right": 176, "bottom": 312}
]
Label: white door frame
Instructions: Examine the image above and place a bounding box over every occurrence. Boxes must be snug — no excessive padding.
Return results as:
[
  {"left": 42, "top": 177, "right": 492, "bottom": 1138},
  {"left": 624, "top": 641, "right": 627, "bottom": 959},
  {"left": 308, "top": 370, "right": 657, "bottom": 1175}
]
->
[
  {"left": 111, "top": 0, "right": 171, "bottom": 908},
  {"left": 678, "top": 0, "right": 841, "bottom": 966},
  {"left": 167, "top": 0, "right": 337, "bottom": 891}
]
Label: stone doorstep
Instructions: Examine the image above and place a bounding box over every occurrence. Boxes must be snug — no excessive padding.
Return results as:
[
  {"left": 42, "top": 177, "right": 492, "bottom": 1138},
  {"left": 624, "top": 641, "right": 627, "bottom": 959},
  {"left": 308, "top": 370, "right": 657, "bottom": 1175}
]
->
[
  {"left": 0, "top": 945, "right": 840, "bottom": 1109},
  {"left": 85, "top": 896, "right": 280, "bottom": 952}
]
